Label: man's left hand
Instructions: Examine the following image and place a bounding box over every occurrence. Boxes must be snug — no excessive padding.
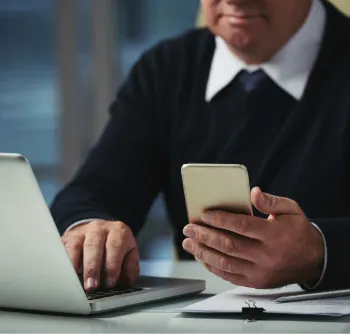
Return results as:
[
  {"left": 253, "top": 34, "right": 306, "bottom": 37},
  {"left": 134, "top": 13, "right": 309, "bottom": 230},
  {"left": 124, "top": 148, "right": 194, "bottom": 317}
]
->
[{"left": 182, "top": 187, "right": 325, "bottom": 289}]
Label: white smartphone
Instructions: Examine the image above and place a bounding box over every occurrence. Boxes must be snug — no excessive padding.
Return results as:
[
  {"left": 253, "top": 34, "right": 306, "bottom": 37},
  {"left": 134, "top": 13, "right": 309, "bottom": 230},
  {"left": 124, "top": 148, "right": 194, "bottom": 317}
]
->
[{"left": 181, "top": 164, "right": 253, "bottom": 221}]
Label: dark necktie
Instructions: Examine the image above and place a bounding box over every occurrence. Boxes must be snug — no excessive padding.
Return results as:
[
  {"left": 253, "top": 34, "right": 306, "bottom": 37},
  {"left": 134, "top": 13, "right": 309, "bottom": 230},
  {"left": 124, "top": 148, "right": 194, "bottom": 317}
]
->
[{"left": 236, "top": 69, "right": 268, "bottom": 93}]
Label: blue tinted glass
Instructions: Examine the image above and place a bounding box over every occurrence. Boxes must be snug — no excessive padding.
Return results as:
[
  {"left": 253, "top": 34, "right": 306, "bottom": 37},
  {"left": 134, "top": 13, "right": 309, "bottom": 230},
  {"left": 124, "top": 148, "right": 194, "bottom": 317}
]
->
[
  {"left": 116, "top": 0, "right": 198, "bottom": 79},
  {"left": 0, "top": 0, "right": 59, "bottom": 204}
]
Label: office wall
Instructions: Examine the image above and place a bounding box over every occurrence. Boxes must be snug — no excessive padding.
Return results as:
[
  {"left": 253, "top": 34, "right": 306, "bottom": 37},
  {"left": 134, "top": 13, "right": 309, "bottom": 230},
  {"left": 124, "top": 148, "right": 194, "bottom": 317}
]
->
[{"left": 0, "top": 0, "right": 59, "bottom": 204}]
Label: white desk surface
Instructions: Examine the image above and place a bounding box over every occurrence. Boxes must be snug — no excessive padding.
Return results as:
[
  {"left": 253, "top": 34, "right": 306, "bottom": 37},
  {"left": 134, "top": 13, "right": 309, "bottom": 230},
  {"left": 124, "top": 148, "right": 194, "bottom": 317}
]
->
[{"left": 1, "top": 260, "right": 350, "bottom": 333}]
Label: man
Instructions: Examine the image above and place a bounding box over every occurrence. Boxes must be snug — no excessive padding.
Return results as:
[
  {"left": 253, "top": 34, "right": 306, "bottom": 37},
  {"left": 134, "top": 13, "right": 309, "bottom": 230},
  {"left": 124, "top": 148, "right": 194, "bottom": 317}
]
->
[{"left": 51, "top": 0, "right": 350, "bottom": 292}]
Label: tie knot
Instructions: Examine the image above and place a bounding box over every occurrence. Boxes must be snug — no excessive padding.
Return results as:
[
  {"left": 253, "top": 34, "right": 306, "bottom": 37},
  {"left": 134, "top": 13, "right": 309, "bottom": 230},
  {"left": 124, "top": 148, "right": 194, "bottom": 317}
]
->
[{"left": 237, "top": 69, "right": 268, "bottom": 93}]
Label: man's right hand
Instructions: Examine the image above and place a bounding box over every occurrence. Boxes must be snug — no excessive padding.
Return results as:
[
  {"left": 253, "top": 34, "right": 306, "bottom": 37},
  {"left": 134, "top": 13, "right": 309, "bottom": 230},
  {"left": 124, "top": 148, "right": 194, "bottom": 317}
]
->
[{"left": 61, "top": 220, "right": 140, "bottom": 291}]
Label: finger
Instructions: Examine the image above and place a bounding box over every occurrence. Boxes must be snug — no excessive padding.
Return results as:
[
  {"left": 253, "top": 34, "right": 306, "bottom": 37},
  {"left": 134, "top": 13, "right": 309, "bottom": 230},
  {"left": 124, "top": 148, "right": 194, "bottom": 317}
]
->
[
  {"left": 83, "top": 230, "right": 107, "bottom": 290},
  {"left": 183, "top": 224, "right": 260, "bottom": 262},
  {"left": 206, "top": 264, "right": 248, "bottom": 287},
  {"left": 201, "top": 211, "right": 270, "bottom": 241},
  {"left": 78, "top": 261, "right": 83, "bottom": 274},
  {"left": 118, "top": 248, "right": 140, "bottom": 286},
  {"left": 104, "top": 229, "right": 134, "bottom": 288},
  {"left": 182, "top": 239, "right": 254, "bottom": 275},
  {"left": 63, "top": 235, "right": 84, "bottom": 272},
  {"left": 195, "top": 257, "right": 204, "bottom": 264},
  {"left": 251, "top": 187, "right": 301, "bottom": 216}
]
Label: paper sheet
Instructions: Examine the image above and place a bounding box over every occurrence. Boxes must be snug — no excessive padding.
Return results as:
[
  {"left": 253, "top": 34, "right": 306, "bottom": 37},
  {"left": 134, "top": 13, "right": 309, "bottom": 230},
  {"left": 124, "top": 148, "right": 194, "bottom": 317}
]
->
[{"left": 181, "top": 285, "right": 350, "bottom": 316}]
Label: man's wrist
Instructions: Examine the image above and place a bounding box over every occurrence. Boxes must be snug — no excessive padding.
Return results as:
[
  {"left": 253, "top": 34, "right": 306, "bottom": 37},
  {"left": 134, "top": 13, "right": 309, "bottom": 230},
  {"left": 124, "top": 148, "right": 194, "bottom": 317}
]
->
[{"left": 302, "top": 223, "right": 328, "bottom": 290}]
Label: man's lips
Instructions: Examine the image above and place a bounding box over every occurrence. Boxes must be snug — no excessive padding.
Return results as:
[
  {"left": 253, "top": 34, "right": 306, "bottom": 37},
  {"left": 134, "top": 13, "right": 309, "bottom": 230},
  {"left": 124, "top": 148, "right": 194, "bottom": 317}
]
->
[
  {"left": 222, "top": 12, "right": 262, "bottom": 18},
  {"left": 221, "top": 13, "right": 265, "bottom": 22}
]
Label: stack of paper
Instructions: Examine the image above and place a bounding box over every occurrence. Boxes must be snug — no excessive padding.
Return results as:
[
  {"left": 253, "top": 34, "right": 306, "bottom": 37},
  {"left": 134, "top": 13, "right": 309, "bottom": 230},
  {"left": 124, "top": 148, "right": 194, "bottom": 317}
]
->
[{"left": 181, "top": 285, "right": 350, "bottom": 317}]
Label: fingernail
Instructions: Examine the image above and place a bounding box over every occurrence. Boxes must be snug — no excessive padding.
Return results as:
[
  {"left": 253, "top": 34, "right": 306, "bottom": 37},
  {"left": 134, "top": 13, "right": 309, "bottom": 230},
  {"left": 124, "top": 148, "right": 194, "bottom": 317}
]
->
[
  {"left": 252, "top": 186, "right": 259, "bottom": 194},
  {"left": 201, "top": 212, "right": 212, "bottom": 223},
  {"left": 183, "top": 225, "right": 195, "bottom": 238},
  {"left": 106, "top": 277, "right": 115, "bottom": 289},
  {"left": 86, "top": 278, "right": 97, "bottom": 290},
  {"left": 183, "top": 239, "right": 193, "bottom": 251}
]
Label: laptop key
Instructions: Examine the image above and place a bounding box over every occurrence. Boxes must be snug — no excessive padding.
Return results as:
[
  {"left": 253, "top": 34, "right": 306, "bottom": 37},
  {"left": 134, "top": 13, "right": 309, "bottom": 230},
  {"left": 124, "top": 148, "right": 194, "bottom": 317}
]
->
[{"left": 85, "top": 286, "right": 143, "bottom": 300}]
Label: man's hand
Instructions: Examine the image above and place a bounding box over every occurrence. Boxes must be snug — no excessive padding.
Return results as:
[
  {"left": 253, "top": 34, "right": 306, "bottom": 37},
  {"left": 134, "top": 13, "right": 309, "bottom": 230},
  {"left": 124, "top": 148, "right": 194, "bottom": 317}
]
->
[
  {"left": 61, "top": 220, "right": 139, "bottom": 291},
  {"left": 182, "top": 187, "right": 325, "bottom": 289}
]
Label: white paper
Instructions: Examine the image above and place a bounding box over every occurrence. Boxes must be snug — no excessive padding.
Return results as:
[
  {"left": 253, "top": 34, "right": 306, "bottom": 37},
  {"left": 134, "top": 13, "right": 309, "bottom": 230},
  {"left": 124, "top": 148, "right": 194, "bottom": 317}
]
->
[{"left": 181, "top": 285, "right": 350, "bottom": 316}]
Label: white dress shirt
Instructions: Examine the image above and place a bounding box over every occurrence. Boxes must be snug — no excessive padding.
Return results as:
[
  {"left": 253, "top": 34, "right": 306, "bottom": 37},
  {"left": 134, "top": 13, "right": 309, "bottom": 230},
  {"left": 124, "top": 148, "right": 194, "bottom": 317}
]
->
[{"left": 66, "top": 0, "right": 327, "bottom": 289}]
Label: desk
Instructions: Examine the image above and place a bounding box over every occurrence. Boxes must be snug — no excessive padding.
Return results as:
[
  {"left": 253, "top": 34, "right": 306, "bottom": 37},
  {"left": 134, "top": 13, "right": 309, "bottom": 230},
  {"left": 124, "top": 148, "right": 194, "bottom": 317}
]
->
[{"left": 1, "top": 261, "right": 350, "bottom": 333}]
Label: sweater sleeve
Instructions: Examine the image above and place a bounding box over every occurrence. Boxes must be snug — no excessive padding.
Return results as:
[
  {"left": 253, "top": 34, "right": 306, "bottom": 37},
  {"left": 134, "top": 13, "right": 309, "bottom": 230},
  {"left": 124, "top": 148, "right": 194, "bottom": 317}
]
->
[
  {"left": 50, "top": 45, "right": 167, "bottom": 236},
  {"left": 308, "top": 218, "right": 350, "bottom": 290}
]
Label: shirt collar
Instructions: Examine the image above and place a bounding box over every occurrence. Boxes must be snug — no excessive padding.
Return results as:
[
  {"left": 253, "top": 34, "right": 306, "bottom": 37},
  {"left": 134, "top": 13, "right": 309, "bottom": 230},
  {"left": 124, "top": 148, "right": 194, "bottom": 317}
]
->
[{"left": 206, "top": 0, "right": 326, "bottom": 102}]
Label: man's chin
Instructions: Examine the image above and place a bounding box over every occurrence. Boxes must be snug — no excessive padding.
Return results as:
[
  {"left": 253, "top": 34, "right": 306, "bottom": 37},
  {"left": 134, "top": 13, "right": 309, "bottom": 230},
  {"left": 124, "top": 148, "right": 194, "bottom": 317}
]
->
[{"left": 223, "top": 32, "right": 256, "bottom": 53}]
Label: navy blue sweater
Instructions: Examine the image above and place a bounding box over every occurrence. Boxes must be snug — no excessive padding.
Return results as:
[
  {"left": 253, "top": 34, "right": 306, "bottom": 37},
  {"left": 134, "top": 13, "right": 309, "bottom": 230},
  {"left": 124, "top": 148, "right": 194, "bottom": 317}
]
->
[{"left": 51, "top": 1, "right": 350, "bottom": 290}]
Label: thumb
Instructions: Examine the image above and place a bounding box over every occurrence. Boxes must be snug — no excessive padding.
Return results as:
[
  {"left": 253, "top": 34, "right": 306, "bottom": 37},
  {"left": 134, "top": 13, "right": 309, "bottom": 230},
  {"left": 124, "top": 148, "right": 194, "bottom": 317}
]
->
[{"left": 251, "top": 187, "right": 301, "bottom": 216}]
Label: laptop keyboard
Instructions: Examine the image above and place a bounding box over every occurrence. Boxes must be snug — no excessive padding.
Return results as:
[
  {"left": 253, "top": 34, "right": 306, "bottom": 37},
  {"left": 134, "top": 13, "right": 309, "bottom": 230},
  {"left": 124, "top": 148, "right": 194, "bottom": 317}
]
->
[
  {"left": 85, "top": 286, "right": 144, "bottom": 300},
  {"left": 77, "top": 274, "right": 143, "bottom": 300}
]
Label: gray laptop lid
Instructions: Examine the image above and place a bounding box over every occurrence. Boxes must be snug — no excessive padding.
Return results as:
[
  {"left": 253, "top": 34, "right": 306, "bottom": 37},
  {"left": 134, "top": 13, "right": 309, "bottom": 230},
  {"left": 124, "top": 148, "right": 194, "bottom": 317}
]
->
[{"left": 0, "top": 154, "right": 91, "bottom": 314}]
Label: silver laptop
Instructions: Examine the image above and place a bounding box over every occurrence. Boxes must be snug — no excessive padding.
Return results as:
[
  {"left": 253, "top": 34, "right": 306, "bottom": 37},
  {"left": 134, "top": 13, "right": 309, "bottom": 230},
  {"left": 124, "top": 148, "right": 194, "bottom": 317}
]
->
[{"left": 0, "top": 153, "right": 205, "bottom": 315}]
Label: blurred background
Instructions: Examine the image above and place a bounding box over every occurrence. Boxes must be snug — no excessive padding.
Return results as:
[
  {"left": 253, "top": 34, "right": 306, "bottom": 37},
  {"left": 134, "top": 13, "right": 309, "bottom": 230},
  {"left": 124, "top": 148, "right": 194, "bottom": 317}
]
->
[
  {"left": 0, "top": 0, "right": 348, "bottom": 260},
  {"left": 0, "top": 0, "right": 198, "bottom": 259}
]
